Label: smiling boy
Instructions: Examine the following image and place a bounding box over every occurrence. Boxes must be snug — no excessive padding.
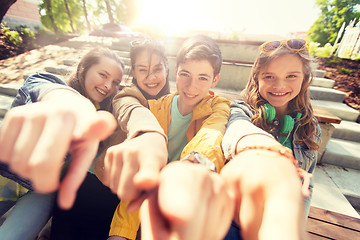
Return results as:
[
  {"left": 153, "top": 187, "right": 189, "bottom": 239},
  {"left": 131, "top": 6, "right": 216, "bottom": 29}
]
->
[{"left": 107, "top": 35, "right": 231, "bottom": 240}]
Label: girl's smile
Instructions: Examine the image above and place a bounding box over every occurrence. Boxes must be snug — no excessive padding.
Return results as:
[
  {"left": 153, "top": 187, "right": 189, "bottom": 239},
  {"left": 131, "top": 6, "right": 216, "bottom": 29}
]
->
[{"left": 258, "top": 53, "right": 304, "bottom": 116}]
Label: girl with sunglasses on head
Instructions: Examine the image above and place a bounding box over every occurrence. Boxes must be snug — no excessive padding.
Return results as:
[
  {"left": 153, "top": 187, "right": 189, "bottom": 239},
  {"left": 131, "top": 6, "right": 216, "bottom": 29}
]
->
[
  {"left": 221, "top": 38, "right": 321, "bottom": 240},
  {"left": 128, "top": 38, "right": 170, "bottom": 99}
]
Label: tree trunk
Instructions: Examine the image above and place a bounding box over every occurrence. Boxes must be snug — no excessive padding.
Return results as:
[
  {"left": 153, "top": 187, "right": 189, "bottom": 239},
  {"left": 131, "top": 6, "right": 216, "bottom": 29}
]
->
[
  {"left": 0, "top": 0, "right": 17, "bottom": 24},
  {"left": 44, "top": 0, "right": 58, "bottom": 33},
  {"left": 82, "top": 0, "right": 91, "bottom": 31},
  {"left": 63, "top": 0, "right": 75, "bottom": 33},
  {"left": 104, "top": 0, "right": 114, "bottom": 23}
]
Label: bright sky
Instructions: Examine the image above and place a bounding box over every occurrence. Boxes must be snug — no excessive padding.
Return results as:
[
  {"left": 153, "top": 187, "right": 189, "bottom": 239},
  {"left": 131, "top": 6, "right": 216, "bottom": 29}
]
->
[{"left": 136, "top": 0, "right": 320, "bottom": 37}]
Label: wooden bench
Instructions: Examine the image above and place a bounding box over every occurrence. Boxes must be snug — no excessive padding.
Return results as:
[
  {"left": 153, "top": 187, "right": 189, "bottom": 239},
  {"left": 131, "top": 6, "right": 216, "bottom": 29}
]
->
[{"left": 306, "top": 206, "right": 360, "bottom": 239}]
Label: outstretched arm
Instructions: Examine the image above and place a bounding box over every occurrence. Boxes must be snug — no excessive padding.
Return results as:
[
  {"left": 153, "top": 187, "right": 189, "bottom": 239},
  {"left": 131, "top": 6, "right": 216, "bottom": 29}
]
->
[
  {"left": 0, "top": 89, "right": 116, "bottom": 209},
  {"left": 221, "top": 139, "right": 305, "bottom": 240},
  {"left": 102, "top": 84, "right": 168, "bottom": 203},
  {"left": 140, "top": 161, "right": 234, "bottom": 240}
]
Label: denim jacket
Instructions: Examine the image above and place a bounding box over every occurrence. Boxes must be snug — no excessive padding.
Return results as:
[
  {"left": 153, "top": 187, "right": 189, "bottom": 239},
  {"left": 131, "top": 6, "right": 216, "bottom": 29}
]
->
[
  {"left": 222, "top": 100, "right": 321, "bottom": 218},
  {"left": 0, "top": 73, "right": 77, "bottom": 190}
]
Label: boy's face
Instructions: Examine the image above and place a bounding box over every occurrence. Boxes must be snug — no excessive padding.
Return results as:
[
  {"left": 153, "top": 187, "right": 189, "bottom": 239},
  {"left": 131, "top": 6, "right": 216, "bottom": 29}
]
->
[{"left": 175, "top": 59, "right": 219, "bottom": 116}]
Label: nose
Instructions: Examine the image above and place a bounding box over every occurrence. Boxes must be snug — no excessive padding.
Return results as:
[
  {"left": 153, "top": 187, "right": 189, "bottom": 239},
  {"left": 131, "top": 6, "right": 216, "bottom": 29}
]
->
[
  {"left": 186, "top": 77, "right": 197, "bottom": 91},
  {"left": 104, "top": 79, "right": 112, "bottom": 90},
  {"left": 147, "top": 72, "right": 156, "bottom": 80},
  {"left": 273, "top": 78, "right": 286, "bottom": 89}
]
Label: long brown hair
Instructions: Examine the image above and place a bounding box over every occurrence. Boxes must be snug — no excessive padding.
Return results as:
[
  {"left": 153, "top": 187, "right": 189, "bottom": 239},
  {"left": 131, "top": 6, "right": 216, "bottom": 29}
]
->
[
  {"left": 242, "top": 45, "right": 319, "bottom": 150},
  {"left": 67, "top": 47, "right": 125, "bottom": 112}
]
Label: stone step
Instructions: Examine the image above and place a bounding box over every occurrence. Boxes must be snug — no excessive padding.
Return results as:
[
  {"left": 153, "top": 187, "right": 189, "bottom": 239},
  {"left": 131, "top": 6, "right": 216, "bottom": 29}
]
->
[
  {"left": 0, "top": 82, "right": 22, "bottom": 97},
  {"left": 311, "top": 100, "right": 360, "bottom": 122},
  {"left": 312, "top": 164, "right": 360, "bottom": 219},
  {"left": 317, "top": 164, "right": 360, "bottom": 214},
  {"left": 310, "top": 86, "right": 346, "bottom": 103},
  {"left": 62, "top": 55, "right": 131, "bottom": 67},
  {"left": 315, "top": 69, "right": 326, "bottom": 78},
  {"left": 63, "top": 59, "right": 79, "bottom": 67},
  {"left": 312, "top": 77, "right": 335, "bottom": 88},
  {"left": 45, "top": 65, "right": 75, "bottom": 76},
  {"left": 332, "top": 120, "right": 360, "bottom": 143},
  {"left": 0, "top": 94, "right": 15, "bottom": 118},
  {"left": 321, "top": 138, "right": 360, "bottom": 170}
]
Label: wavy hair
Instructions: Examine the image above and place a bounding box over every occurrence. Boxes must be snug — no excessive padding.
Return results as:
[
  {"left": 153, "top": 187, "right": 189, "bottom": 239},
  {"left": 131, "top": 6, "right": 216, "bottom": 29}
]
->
[{"left": 242, "top": 45, "right": 319, "bottom": 150}]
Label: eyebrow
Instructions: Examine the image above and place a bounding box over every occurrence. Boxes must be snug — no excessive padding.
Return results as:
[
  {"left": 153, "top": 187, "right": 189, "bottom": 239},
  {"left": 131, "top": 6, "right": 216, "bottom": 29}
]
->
[
  {"left": 179, "top": 69, "right": 211, "bottom": 78},
  {"left": 260, "top": 71, "right": 302, "bottom": 75},
  {"left": 100, "top": 70, "right": 110, "bottom": 76}
]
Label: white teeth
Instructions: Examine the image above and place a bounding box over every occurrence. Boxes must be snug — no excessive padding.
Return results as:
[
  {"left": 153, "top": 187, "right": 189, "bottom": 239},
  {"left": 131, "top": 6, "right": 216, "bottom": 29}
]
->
[
  {"left": 146, "top": 83, "right": 158, "bottom": 88},
  {"left": 96, "top": 87, "right": 107, "bottom": 96},
  {"left": 185, "top": 93, "right": 196, "bottom": 98},
  {"left": 271, "top": 92, "right": 286, "bottom": 96}
]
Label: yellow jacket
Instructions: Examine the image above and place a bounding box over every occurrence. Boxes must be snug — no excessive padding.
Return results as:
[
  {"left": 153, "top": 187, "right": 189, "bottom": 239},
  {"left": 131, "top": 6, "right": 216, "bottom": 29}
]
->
[
  {"left": 148, "top": 91, "right": 230, "bottom": 172},
  {"left": 109, "top": 89, "right": 230, "bottom": 239}
]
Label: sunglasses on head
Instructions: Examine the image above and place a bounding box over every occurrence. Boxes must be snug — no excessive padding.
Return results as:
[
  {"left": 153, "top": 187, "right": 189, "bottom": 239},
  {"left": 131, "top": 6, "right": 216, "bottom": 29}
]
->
[
  {"left": 130, "top": 38, "right": 152, "bottom": 48},
  {"left": 259, "top": 38, "right": 309, "bottom": 55}
]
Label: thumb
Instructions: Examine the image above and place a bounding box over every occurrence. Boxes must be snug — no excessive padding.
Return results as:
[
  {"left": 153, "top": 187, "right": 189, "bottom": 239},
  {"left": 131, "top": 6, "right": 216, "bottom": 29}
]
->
[{"left": 57, "top": 140, "right": 98, "bottom": 209}]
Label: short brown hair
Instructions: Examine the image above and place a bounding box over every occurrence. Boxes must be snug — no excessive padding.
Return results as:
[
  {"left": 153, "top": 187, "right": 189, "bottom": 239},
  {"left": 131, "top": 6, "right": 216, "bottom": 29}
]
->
[{"left": 176, "top": 35, "right": 222, "bottom": 76}]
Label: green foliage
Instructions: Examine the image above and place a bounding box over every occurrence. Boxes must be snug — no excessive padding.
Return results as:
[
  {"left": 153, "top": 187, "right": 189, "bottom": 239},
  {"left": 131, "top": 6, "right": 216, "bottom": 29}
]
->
[
  {"left": 324, "top": 56, "right": 341, "bottom": 65},
  {"left": 1, "top": 23, "right": 36, "bottom": 49},
  {"left": 309, "top": 41, "right": 338, "bottom": 58},
  {"left": 339, "top": 67, "right": 353, "bottom": 74},
  {"left": 1, "top": 23, "right": 23, "bottom": 46},
  {"left": 39, "top": 0, "right": 84, "bottom": 33},
  {"left": 39, "top": 0, "right": 132, "bottom": 34},
  {"left": 308, "top": 0, "right": 360, "bottom": 46}
]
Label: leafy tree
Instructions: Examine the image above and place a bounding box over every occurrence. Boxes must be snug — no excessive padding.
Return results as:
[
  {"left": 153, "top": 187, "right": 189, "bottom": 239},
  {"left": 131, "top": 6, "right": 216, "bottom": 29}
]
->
[
  {"left": 81, "top": 0, "right": 91, "bottom": 31},
  {"left": 41, "top": 0, "right": 58, "bottom": 33},
  {"left": 63, "top": 0, "right": 75, "bottom": 33},
  {"left": 308, "top": 0, "right": 360, "bottom": 46},
  {"left": 39, "top": 0, "right": 134, "bottom": 34},
  {"left": 40, "top": 0, "right": 83, "bottom": 33},
  {"left": 0, "top": 0, "right": 16, "bottom": 23}
]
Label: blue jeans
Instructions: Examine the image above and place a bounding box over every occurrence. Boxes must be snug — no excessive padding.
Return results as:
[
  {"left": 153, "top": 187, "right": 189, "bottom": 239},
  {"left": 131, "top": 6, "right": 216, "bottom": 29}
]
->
[
  {"left": 223, "top": 221, "right": 243, "bottom": 240},
  {"left": 0, "top": 191, "right": 55, "bottom": 240}
]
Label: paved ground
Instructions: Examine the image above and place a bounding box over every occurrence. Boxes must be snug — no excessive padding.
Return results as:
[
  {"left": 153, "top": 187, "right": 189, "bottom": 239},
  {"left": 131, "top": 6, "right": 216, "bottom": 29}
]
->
[{"left": 0, "top": 36, "right": 114, "bottom": 84}]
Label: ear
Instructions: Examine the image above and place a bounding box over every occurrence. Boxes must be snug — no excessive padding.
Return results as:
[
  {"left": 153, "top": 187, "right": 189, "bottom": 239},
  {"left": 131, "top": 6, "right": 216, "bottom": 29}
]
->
[{"left": 211, "top": 74, "right": 220, "bottom": 88}]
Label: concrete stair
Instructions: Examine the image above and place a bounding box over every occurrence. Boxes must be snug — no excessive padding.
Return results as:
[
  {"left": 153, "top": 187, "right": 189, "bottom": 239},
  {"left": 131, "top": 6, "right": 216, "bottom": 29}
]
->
[
  {"left": 310, "top": 86, "right": 346, "bottom": 102},
  {"left": 0, "top": 83, "right": 21, "bottom": 118},
  {"left": 312, "top": 77, "right": 335, "bottom": 88},
  {"left": 311, "top": 99, "right": 359, "bottom": 122}
]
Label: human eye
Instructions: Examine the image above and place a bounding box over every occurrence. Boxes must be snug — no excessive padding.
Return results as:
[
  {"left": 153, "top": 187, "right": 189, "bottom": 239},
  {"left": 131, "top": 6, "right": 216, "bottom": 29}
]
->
[
  {"left": 287, "top": 74, "right": 299, "bottom": 80},
  {"left": 99, "top": 72, "right": 107, "bottom": 78},
  {"left": 112, "top": 80, "right": 121, "bottom": 85},
  {"left": 262, "top": 74, "right": 273, "bottom": 80},
  {"left": 199, "top": 76, "right": 209, "bottom": 81},
  {"left": 179, "top": 72, "right": 190, "bottom": 78},
  {"left": 154, "top": 67, "right": 163, "bottom": 73}
]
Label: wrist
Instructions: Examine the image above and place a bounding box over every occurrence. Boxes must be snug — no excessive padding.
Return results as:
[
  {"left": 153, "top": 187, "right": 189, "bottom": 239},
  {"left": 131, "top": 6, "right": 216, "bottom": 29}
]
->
[{"left": 235, "top": 145, "right": 298, "bottom": 168}]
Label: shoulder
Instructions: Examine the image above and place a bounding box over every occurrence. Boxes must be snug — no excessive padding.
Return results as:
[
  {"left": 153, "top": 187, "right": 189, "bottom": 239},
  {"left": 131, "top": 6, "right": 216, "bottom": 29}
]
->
[{"left": 26, "top": 72, "right": 67, "bottom": 85}]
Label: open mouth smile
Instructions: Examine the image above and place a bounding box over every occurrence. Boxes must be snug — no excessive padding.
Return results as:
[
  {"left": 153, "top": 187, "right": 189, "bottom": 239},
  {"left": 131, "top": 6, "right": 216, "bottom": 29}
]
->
[
  {"left": 96, "top": 87, "right": 107, "bottom": 96},
  {"left": 145, "top": 83, "right": 160, "bottom": 88}
]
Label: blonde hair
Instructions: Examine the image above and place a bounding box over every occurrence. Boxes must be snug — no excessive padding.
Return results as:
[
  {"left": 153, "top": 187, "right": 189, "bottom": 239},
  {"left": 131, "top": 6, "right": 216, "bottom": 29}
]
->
[{"left": 242, "top": 45, "right": 319, "bottom": 150}]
